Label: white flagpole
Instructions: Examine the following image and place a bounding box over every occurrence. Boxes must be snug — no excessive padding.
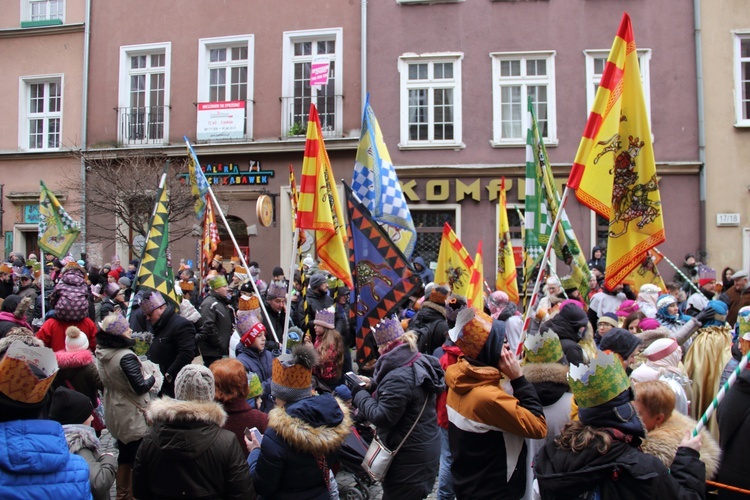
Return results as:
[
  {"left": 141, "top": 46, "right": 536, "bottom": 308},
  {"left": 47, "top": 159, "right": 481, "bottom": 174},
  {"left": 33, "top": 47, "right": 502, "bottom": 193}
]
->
[
  {"left": 280, "top": 228, "right": 300, "bottom": 361},
  {"left": 40, "top": 250, "right": 46, "bottom": 319}
]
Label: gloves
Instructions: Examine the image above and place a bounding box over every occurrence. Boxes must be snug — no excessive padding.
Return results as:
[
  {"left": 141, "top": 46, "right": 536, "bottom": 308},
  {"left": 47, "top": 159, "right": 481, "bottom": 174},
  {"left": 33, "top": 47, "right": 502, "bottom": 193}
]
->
[
  {"left": 695, "top": 306, "right": 715, "bottom": 325},
  {"left": 349, "top": 381, "right": 365, "bottom": 398}
]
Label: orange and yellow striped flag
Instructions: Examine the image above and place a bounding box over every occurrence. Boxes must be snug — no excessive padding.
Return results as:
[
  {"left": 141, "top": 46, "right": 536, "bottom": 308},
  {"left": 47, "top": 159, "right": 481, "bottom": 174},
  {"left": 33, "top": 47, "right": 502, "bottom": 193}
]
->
[
  {"left": 435, "top": 222, "right": 474, "bottom": 298},
  {"left": 497, "top": 178, "right": 520, "bottom": 303},
  {"left": 567, "top": 12, "right": 665, "bottom": 289},
  {"left": 467, "top": 241, "right": 484, "bottom": 311},
  {"left": 296, "top": 104, "right": 353, "bottom": 289},
  {"left": 289, "top": 164, "right": 306, "bottom": 251}
]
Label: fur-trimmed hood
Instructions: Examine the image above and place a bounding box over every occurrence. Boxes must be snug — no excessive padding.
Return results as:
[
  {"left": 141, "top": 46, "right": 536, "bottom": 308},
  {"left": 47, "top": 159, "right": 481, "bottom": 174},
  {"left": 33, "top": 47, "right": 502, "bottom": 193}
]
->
[
  {"left": 55, "top": 349, "right": 95, "bottom": 369},
  {"left": 421, "top": 300, "right": 446, "bottom": 318},
  {"left": 147, "top": 397, "right": 227, "bottom": 427},
  {"left": 523, "top": 362, "right": 569, "bottom": 386},
  {"left": 62, "top": 424, "right": 100, "bottom": 454},
  {"left": 268, "top": 393, "right": 351, "bottom": 455},
  {"left": 641, "top": 410, "right": 721, "bottom": 479},
  {"left": 146, "top": 398, "right": 229, "bottom": 460}
]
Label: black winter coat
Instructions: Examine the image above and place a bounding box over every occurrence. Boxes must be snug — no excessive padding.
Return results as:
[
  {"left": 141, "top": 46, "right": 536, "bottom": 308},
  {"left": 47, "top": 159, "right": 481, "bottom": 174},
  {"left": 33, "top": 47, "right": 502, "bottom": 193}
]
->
[
  {"left": 353, "top": 345, "right": 445, "bottom": 499},
  {"left": 198, "top": 292, "right": 235, "bottom": 358},
  {"left": 249, "top": 394, "right": 350, "bottom": 500},
  {"left": 534, "top": 437, "right": 706, "bottom": 499},
  {"left": 133, "top": 398, "right": 255, "bottom": 499},
  {"left": 261, "top": 302, "right": 289, "bottom": 352},
  {"left": 408, "top": 302, "right": 449, "bottom": 355},
  {"left": 146, "top": 306, "right": 196, "bottom": 397},
  {"left": 717, "top": 369, "right": 750, "bottom": 499}
]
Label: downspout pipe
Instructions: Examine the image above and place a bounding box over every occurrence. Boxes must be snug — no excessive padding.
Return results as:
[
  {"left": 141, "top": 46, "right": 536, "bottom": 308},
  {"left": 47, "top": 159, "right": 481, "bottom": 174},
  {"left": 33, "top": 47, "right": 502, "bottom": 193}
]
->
[
  {"left": 79, "top": 0, "right": 91, "bottom": 253},
  {"left": 694, "top": 0, "right": 706, "bottom": 261},
  {"left": 361, "top": 0, "right": 367, "bottom": 111}
]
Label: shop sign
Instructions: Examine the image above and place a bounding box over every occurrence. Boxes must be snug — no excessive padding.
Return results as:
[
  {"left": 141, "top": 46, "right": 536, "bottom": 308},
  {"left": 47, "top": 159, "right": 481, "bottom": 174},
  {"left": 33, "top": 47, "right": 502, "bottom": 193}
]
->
[
  {"left": 178, "top": 161, "right": 274, "bottom": 186},
  {"left": 399, "top": 177, "right": 566, "bottom": 203},
  {"left": 196, "top": 101, "right": 246, "bottom": 141}
]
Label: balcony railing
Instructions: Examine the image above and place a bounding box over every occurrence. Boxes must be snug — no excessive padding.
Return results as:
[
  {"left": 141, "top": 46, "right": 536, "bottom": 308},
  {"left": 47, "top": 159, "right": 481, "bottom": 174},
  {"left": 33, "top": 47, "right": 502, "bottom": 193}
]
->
[
  {"left": 281, "top": 94, "right": 342, "bottom": 138},
  {"left": 116, "top": 106, "right": 168, "bottom": 146}
]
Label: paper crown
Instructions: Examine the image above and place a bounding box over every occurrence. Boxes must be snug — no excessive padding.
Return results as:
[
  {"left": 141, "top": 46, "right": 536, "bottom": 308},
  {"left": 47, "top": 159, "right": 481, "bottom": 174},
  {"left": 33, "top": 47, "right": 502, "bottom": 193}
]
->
[
  {"left": 560, "top": 275, "right": 577, "bottom": 291},
  {"left": 178, "top": 280, "right": 194, "bottom": 292},
  {"left": 372, "top": 316, "right": 404, "bottom": 346},
  {"left": 247, "top": 372, "right": 263, "bottom": 399},
  {"left": 272, "top": 356, "right": 312, "bottom": 391},
  {"left": 737, "top": 306, "right": 750, "bottom": 340},
  {"left": 568, "top": 350, "right": 631, "bottom": 408},
  {"left": 314, "top": 306, "right": 336, "bottom": 330},
  {"left": 238, "top": 294, "right": 260, "bottom": 311},
  {"left": 448, "top": 307, "right": 493, "bottom": 359},
  {"left": 0, "top": 263, "right": 12, "bottom": 274},
  {"left": 266, "top": 280, "right": 287, "bottom": 299},
  {"left": 231, "top": 256, "right": 241, "bottom": 264},
  {"left": 141, "top": 291, "right": 166, "bottom": 315},
  {"left": 0, "top": 342, "right": 59, "bottom": 404},
  {"left": 212, "top": 255, "right": 223, "bottom": 262},
  {"left": 237, "top": 311, "right": 265, "bottom": 343},
  {"left": 428, "top": 284, "right": 451, "bottom": 305},
  {"left": 100, "top": 314, "right": 130, "bottom": 336},
  {"left": 698, "top": 265, "right": 716, "bottom": 281},
  {"left": 208, "top": 275, "right": 228, "bottom": 290},
  {"left": 524, "top": 330, "right": 564, "bottom": 364}
]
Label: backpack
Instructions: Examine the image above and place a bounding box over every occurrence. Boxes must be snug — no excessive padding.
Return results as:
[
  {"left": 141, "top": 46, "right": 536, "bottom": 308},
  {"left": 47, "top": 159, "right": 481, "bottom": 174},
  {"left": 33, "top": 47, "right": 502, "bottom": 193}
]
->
[
  {"left": 409, "top": 319, "right": 437, "bottom": 354},
  {"left": 50, "top": 272, "right": 90, "bottom": 323}
]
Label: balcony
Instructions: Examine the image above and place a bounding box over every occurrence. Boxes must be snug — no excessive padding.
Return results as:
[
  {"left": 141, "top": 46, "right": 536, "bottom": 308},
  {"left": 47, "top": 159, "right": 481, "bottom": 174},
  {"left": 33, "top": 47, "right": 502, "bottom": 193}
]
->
[
  {"left": 281, "top": 94, "right": 343, "bottom": 138},
  {"left": 116, "top": 106, "right": 169, "bottom": 146}
]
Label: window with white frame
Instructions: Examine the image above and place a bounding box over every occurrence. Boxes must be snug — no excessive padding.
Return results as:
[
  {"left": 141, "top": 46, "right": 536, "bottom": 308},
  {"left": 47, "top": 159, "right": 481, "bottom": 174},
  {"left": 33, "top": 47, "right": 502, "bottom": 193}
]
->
[
  {"left": 282, "top": 28, "right": 343, "bottom": 137},
  {"left": 21, "top": 77, "right": 62, "bottom": 151},
  {"left": 198, "top": 35, "right": 254, "bottom": 139},
  {"left": 398, "top": 54, "right": 463, "bottom": 149},
  {"left": 734, "top": 33, "right": 750, "bottom": 126},
  {"left": 22, "top": 0, "right": 64, "bottom": 24},
  {"left": 584, "top": 49, "right": 652, "bottom": 123},
  {"left": 118, "top": 43, "right": 170, "bottom": 145},
  {"left": 491, "top": 51, "right": 556, "bottom": 146}
]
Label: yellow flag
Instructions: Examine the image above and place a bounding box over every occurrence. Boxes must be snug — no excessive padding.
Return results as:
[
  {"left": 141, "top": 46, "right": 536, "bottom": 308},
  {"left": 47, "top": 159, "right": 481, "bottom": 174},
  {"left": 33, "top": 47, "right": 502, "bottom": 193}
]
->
[
  {"left": 467, "top": 241, "right": 484, "bottom": 311},
  {"left": 497, "top": 178, "right": 520, "bottom": 303},
  {"left": 622, "top": 250, "right": 666, "bottom": 292},
  {"left": 567, "top": 13, "right": 665, "bottom": 289},
  {"left": 435, "top": 223, "right": 474, "bottom": 298}
]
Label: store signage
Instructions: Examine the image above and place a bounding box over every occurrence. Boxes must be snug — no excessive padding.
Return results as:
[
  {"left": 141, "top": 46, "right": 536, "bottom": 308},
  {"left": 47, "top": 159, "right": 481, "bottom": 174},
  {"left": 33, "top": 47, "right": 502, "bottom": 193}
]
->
[
  {"left": 196, "top": 101, "right": 246, "bottom": 141},
  {"left": 399, "top": 177, "right": 565, "bottom": 203},
  {"left": 178, "top": 161, "right": 274, "bottom": 186}
]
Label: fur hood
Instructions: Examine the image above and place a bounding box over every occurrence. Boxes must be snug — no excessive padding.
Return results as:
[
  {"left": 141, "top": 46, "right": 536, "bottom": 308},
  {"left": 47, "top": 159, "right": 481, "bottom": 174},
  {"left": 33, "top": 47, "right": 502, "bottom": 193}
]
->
[
  {"left": 268, "top": 396, "right": 351, "bottom": 455},
  {"left": 62, "top": 424, "right": 100, "bottom": 454},
  {"left": 147, "top": 397, "right": 227, "bottom": 427},
  {"left": 55, "top": 349, "right": 95, "bottom": 369},
  {"left": 641, "top": 410, "right": 721, "bottom": 479},
  {"left": 523, "top": 362, "right": 569, "bottom": 386},
  {"left": 421, "top": 300, "right": 446, "bottom": 317}
]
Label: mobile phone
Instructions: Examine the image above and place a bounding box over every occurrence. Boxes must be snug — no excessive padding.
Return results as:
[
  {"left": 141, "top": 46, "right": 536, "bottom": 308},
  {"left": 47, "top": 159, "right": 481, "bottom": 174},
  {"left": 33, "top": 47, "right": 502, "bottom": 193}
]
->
[
  {"left": 345, "top": 371, "right": 365, "bottom": 388},
  {"left": 244, "top": 427, "right": 263, "bottom": 443}
]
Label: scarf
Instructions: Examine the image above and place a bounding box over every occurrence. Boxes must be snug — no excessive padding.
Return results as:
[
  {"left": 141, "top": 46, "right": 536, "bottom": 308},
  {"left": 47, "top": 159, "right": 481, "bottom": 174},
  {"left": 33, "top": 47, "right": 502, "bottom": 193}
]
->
[
  {"left": 373, "top": 342, "right": 420, "bottom": 385},
  {"left": 578, "top": 389, "right": 645, "bottom": 441}
]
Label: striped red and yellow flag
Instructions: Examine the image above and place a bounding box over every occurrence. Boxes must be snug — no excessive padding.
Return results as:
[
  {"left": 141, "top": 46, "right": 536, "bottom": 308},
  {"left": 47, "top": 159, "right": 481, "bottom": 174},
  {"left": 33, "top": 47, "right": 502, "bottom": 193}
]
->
[
  {"left": 296, "top": 104, "right": 352, "bottom": 289},
  {"left": 289, "top": 164, "right": 306, "bottom": 251},
  {"left": 567, "top": 12, "right": 665, "bottom": 289},
  {"left": 497, "top": 178, "right": 520, "bottom": 303},
  {"left": 435, "top": 222, "right": 474, "bottom": 298},
  {"left": 467, "top": 241, "right": 484, "bottom": 311}
]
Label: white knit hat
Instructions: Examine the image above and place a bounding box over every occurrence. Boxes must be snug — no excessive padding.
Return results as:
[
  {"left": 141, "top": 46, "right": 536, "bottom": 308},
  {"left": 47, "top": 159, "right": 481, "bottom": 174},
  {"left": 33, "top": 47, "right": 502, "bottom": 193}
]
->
[
  {"left": 65, "top": 326, "right": 89, "bottom": 352},
  {"left": 175, "top": 364, "right": 215, "bottom": 402}
]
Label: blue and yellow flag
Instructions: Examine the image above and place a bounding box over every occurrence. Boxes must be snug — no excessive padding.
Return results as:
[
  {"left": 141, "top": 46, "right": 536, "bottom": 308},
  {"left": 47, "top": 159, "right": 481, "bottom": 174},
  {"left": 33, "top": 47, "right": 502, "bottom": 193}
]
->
[
  {"left": 184, "top": 136, "right": 210, "bottom": 220},
  {"left": 39, "top": 181, "right": 80, "bottom": 258}
]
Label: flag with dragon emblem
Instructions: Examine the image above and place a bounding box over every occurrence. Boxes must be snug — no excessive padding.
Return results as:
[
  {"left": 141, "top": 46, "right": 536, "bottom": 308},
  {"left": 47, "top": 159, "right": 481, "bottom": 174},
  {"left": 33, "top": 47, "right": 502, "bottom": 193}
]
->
[
  {"left": 39, "top": 181, "right": 80, "bottom": 258},
  {"left": 345, "top": 182, "right": 421, "bottom": 372},
  {"left": 435, "top": 223, "right": 474, "bottom": 298},
  {"left": 467, "top": 240, "right": 485, "bottom": 311},
  {"left": 623, "top": 249, "right": 666, "bottom": 292},
  {"left": 497, "top": 178, "right": 520, "bottom": 303},
  {"left": 567, "top": 12, "right": 665, "bottom": 289}
]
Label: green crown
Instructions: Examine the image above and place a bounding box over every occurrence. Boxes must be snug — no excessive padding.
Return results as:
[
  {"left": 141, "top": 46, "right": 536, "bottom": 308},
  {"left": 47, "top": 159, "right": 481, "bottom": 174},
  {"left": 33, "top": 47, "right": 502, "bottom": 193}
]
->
[
  {"left": 568, "top": 350, "right": 630, "bottom": 408},
  {"left": 560, "top": 275, "right": 577, "bottom": 291},
  {"left": 524, "top": 331, "right": 564, "bottom": 364}
]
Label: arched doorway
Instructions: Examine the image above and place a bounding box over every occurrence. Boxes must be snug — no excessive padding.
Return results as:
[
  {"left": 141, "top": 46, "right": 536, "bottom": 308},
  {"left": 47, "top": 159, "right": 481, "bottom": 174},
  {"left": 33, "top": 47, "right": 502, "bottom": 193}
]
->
[{"left": 216, "top": 215, "right": 249, "bottom": 262}]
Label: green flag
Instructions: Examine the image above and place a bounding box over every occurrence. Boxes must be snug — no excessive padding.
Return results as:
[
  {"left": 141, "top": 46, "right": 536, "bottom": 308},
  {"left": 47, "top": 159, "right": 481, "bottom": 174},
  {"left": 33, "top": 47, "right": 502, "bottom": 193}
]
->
[
  {"left": 39, "top": 181, "right": 80, "bottom": 258},
  {"left": 136, "top": 173, "right": 180, "bottom": 307}
]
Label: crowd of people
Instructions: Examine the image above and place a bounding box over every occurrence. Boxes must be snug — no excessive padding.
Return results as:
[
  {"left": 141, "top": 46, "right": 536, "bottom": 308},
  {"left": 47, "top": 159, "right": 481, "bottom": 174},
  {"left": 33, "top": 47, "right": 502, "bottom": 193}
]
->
[{"left": 0, "top": 248, "right": 749, "bottom": 499}]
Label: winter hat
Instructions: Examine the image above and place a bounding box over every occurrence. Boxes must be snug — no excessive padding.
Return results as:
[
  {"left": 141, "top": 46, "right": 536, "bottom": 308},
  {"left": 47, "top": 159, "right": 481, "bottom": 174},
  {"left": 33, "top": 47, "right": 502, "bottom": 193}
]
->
[
  {"left": 698, "top": 266, "right": 716, "bottom": 287},
  {"left": 428, "top": 283, "right": 451, "bottom": 305},
  {"left": 130, "top": 259, "right": 140, "bottom": 267},
  {"left": 232, "top": 267, "right": 249, "bottom": 282},
  {"left": 314, "top": 306, "right": 336, "bottom": 330},
  {"left": 615, "top": 300, "right": 639, "bottom": 318},
  {"left": 309, "top": 273, "right": 328, "bottom": 290},
  {"left": 643, "top": 338, "right": 679, "bottom": 362},
  {"left": 302, "top": 255, "right": 315, "bottom": 269},
  {"left": 637, "top": 318, "right": 661, "bottom": 331},
  {"left": 107, "top": 270, "right": 120, "bottom": 281},
  {"left": 731, "top": 270, "right": 748, "bottom": 280},
  {"left": 639, "top": 283, "right": 661, "bottom": 296},
  {"left": 65, "top": 326, "right": 89, "bottom": 352},
  {"left": 175, "top": 364, "right": 216, "bottom": 402},
  {"left": 247, "top": 372, "right": 263, "bottom": 399},
  {"left": 334, "top": 384, "right": 352, "bottom": 402},
  {"left": 705, "top": 299, "right": 729, "bottom": 326},
  {"left": 738, "top": 306, "right": 750, "bottom": 341},
  {"left": 0, "top": 327, "right": 43, "bottom": 356},
  {"left": 105, "top": 282, "right": 122, "bottom": 300},
  {"left": 141, "top": 291, "right": 166, "bottom": 315},
  {"left": 0, "top": 342, "right": 58, "bottom": 406},
  {"left": 487, "top": 291, "right": 510, "bottom": 319},
  {"left": 334, "top": 285, "right": 350, "bottom": 301},
  {"left": 237, "top": 312, "right": 266, "bottom": 347},
  {"left": 266, "top": 280, "right": 287, "bottom": 300},
  {"left": 271, "top": 344, "right": 317, "bottom": 403},
  {"left": 524, "top": 330, "right": 564, "bottom": 364},
  {"left": 445, "top": 294, "right": 468, "bottom": 323},
  {"left": 118, "top": 276, "right": 131, "bottom": 288},
  {"left": 372, "top": 316, "right": 405, "bottom": 347},
  {"left": 48, "top": 386, "right": 93, "bottom": 425},
  {"left": 100, "top": 313, "right": 131, "bottom": 337},
  {"left": 630, "top": 364, "right": 660, "bottom": 383},
  {"left": 599, "top": 328, "right": 642, "bottom": 360},
  {"left": 597, "top": 312, "right": 619, "bottom": 328},
  {"left": 272, "top": 266, "right": 285, "bottom": 278},
  {"left": 568, "top": 350, "right": 631, "bottom": 409},
  {"left": 209, "top": 275, "right": 228, "bottom": 290},
  {"left": 656, "top": 294, "right": 676, "bottom": 309}
]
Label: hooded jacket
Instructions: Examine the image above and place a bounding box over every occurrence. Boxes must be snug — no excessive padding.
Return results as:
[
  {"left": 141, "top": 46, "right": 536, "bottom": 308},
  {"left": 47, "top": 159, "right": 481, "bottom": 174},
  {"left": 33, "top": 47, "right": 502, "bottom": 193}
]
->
[
  {"left": 250, "top": 394, "right": 351, "bottom": 500},
  {"left": 198, "top": 291, "right": 235, "bottom": 358},
  {"left": 236, "top": 343, "right": 274, "bottom": 412},
  {"left": 413, "top": 256, "right": 434, "bottom": 284},
  {"left": 36, "top": 316, "right": 98, "bottom": 352},
  {"left": 133, "top": 398, "right": 254, "bottom": 499},
  {"left": 541, "top": 304, "right": 592, "bottom": 366},
  {"left": 62, "top": 424, "right": 117, "bottom": 500},
  {"left": 408, "top": 301, "right": 449, "bottom": 355},
  {"left": 146, "top": 306, "right": 197, "bottom": 397},
  {"left": 53, "top": 348, "right": 103, "bottom": 408},
  {"left": 353, "top": 344, "right": 445, "bottom": 498},
  {"left": 0, "top": 420, "right": 91, "bottom": 499},
  {"left": 446, "top": 358, "right": 548, "bottom": 500}
]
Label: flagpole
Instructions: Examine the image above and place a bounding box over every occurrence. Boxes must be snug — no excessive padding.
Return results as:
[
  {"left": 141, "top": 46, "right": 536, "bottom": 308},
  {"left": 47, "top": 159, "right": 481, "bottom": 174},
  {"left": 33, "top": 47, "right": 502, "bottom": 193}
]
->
[
  {"left": 40, "top": 250, "right": 46, "bottom": 319},
  {"left": 280, "top": 227, "right": 300, "bottom": 360},
  {"left": 693, "top": 349, "right": 750, "bottom": 436},
  {"left": 521, "top": 186, "right": 572, "bottom": 342},
  {"left": 652, "top": 248, "right": 704, "bottom": 296}
]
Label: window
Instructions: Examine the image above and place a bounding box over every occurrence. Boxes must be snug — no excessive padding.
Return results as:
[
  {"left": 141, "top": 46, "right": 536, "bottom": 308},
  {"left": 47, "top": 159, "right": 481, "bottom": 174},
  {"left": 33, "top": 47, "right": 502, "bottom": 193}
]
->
[
  {"left": 22, "top": 0, "right": 64, "bottom": 26},
  {"left": 584, "top": 49, "right": 652, "bottom": 124},
  {"left": 20, "top": 77, "right": 62, "bottom": 151},
  {"left": 198, "top": 35, "right": 255, "bottom": 140},
  {"left": 398, "top": 54, "right": 463, "bottom": 149},
  {"left": 491, "top": 51, "right": 556, "bottom": 147},
  {"left": 282, "top": 28, "right": 343, "bottom": 137},
  {"left": 411, "top": 206, "right": 459, "bottom": 269},
  {"left": 734, "top": 32, "right": 750, "bottom": 126},
  {"left": 118, "top": 43, "right": 171, "bottom": 145}
]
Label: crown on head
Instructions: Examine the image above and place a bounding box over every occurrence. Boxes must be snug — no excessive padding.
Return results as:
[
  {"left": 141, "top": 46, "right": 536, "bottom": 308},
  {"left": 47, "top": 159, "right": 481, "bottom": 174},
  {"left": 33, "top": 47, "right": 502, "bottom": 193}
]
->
[
  {"left": 314, "top": 306, "right": 336, "bottom": 329},
  {"left": 568, "top": 350, "right": 630, "bottom": 408},
  {"left": 524, "top": 330, "right": 564, "bottom": 364},
  {"left": 238, "top": 294, "right": 260, "bottom": 311},
  {"left": 372, "top": 316, "right": 404, "bottom": 346},
  {"left": 0, "top": 343, "right": 58, "bottom": 404},
  {"left": 272, "top": 357, "right": 312, "bottom": 390}
]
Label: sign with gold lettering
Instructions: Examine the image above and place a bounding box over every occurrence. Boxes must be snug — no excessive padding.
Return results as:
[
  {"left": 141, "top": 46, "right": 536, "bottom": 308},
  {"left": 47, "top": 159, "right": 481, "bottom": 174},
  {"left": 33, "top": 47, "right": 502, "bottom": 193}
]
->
[{"left": 178, "top": 161, "right": 274, "bottom": 186}]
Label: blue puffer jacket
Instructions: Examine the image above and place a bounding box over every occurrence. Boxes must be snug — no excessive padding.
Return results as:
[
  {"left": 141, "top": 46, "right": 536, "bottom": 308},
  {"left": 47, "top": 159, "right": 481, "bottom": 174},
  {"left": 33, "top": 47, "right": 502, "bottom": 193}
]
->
[
  {"left": 0, "top": 419, "right": 91, "bottom": 499},
  {"left": 236, "top": 343, "right": 273, "bottom": 412}
]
